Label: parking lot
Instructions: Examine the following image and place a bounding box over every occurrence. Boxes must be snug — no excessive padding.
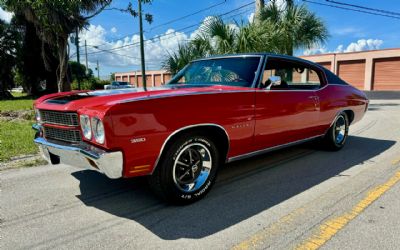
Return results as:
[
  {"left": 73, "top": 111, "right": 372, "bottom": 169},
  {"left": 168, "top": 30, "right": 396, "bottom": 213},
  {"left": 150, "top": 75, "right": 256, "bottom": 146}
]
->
[{"left": 2, "top": 97, "right": 400, "bottom": 250}]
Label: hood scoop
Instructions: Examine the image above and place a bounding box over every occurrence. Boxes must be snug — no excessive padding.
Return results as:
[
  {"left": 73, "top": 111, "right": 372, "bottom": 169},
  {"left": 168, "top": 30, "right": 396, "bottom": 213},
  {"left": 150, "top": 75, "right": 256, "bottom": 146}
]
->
[{"left": 46, "top": 94, "right": 92, "bottom": 105}]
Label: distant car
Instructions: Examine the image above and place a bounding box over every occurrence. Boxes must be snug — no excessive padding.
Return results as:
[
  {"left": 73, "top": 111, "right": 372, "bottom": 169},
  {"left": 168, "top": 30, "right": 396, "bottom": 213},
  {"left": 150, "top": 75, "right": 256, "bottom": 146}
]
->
[
  {"left": 104, "top": 81, "right": 133, "bottom": 90},
  {"left": 11, "top": 87, "right": 24, "bottom": 93},
  {"left": 33, "top": 53, "right": 368, "bottom": 204}
]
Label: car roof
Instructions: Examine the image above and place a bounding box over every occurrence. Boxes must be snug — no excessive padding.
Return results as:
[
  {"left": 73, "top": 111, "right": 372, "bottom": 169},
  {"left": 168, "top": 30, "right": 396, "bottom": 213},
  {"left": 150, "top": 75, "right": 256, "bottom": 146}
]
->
[{"left": 191, "top": 53, "right": 323, "bottom": 70}]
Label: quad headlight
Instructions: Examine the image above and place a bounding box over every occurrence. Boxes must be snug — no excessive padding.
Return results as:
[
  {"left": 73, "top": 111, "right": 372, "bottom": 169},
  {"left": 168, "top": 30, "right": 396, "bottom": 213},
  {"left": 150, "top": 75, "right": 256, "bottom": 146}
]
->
[
  {"left": 91, "top": 117, "right": 105, "bottom": 144},
  {"left": 80, "top": 115, "right": 92, "bottom": 140}
]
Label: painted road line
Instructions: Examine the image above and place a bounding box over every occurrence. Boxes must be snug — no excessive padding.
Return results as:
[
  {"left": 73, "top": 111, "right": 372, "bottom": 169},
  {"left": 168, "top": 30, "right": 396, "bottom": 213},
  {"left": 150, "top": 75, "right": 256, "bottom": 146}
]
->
[
  {"left": 296, "top": 170, "right": 400, "bottom": 250},
  {"left": 392, "top": 157, "right": 400, "bottom": 165},
  {"left": 232, "top": 207, "right": 306, "bottom": 250}
]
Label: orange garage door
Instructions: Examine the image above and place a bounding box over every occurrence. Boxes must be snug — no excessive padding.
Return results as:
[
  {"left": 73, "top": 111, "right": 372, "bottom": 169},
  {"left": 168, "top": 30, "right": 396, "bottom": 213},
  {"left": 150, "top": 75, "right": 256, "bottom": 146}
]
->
[
  {"left": 337, "top": 60, "right": 365, "bottom": 89},
  {"left": 318, "top": 61, "right": 331, "bottom": 71},
  {"left": 373, "top": 57, "right": 400, "bottom": 90},
  {"left": 154, "top": 74, "right": 162, "bottom": 86}
]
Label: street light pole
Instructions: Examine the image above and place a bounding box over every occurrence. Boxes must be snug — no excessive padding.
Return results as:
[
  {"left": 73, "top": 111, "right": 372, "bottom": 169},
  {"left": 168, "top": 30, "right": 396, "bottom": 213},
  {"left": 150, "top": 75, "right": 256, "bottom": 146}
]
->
[{"left": 138, "top": 0, "right": 147, "bottom": 91}]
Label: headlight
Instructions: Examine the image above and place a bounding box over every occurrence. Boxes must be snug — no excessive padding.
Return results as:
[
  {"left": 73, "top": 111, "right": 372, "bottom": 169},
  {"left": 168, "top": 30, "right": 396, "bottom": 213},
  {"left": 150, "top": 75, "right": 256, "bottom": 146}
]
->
[
  {"left": 91, "top": 117, "right": 105, "bottom": 144},
  {"left": 80, "top": 115, "right": 92, "bottom": 140},
  {"left": 34, "top": 109, "right": 41, "bottom": 123}
]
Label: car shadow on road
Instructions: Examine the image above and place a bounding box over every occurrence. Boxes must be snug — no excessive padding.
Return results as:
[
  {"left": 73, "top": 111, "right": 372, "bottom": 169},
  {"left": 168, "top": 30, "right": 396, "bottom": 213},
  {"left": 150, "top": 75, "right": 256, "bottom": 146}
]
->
[{"left": 72, "top": 136, "right": 395, "bottom": 240}]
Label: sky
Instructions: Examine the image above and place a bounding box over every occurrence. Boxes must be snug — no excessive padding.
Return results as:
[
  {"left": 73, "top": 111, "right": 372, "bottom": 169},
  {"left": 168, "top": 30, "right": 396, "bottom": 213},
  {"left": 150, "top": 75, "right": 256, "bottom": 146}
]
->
[{"left": 1, "top": 0, "right": 400, "bottom": 77}]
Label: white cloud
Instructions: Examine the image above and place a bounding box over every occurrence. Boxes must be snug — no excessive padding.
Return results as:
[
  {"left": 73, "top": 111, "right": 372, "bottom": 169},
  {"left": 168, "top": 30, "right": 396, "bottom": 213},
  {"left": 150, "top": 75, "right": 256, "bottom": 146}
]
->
[
  {"left": 110, "top": 27, "right": 117, "bottom": 33},
  {"left": 71, "top": 24, "right": 190, "bottom": 69},
  {"left": 248, "top": 12, "right": 255, "bottom": 23},
  {"left": 303, "top": 47, "right": 328, "bottom": 56},
  {"left": 339, "top": 39, "right": 383, "bottom": 53},
  {"left": 0, "top": 7, "right": 13, "bottom": 23},
  {"left": 334, "top": 45, "right": 344, "bottom": 53},
  {"left": 303, "top": 39, "right": 384, "bottom": 55}
]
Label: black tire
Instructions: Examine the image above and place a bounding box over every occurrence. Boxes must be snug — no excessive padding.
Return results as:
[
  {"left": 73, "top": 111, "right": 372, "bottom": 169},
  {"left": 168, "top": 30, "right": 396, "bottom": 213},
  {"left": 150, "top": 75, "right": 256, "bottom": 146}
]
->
[
  {"left": 323, "top": 112, "right": 349, "bottom": 151},
  {"left": 148, "top": 134, "right": 220, "bottom": 205}
]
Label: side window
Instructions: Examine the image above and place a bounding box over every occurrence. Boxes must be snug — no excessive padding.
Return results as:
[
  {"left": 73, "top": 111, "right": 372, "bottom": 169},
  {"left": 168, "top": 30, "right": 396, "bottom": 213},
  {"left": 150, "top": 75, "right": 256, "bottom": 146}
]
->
[{"left": 261, "top": 58, "right": 323, "bottom": 90}]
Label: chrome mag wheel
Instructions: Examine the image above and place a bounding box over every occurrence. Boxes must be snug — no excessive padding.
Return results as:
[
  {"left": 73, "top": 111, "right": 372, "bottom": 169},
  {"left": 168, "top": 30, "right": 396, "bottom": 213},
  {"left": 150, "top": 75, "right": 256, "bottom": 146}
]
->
[
  {"left": 334, "top": 115, "right": 346, "bottom": 144},
  {"left": 172, "top": 143, "right": 212, "bottom": 193}
]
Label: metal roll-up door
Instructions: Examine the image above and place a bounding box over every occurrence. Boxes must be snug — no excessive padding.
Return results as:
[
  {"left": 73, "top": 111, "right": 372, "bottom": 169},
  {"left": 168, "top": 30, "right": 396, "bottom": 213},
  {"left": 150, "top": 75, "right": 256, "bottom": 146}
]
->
[
  {"left": 318, "top": 61, "right": 331, "bottom": 70},
  {"left": 373, "top": 57, "right": 400, "bottom": 90},
  {"left": 337, "top": 60, "right": 365, "bottom": 89}
]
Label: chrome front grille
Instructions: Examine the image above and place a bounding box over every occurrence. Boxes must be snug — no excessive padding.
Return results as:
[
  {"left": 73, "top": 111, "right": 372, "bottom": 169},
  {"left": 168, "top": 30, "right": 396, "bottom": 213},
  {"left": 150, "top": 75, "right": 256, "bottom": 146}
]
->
[
  {"left": 44, "top": 127, "right": 82, "bottom": 143},
  {"left": 39, "top": 110, "right": 79, "bottom": 126}
]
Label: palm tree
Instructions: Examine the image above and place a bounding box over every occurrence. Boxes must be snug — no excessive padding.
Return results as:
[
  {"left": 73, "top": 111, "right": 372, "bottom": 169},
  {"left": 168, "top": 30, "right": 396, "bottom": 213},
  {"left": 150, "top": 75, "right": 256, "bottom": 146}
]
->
[
  {"left": 162, "top": 44, "right": 202, "bottom": 75},
  {"left": 259, "top": 0, "right": 329, "bottom": 55},
  {"left": 163, "top": 17, "right": 282, "bottom": 73},
  {"left": 1, "top": 0, "right": 112, "bottom": 92},
  {"left": 163, "top": 1, "right": 328, "bottom": 73}
]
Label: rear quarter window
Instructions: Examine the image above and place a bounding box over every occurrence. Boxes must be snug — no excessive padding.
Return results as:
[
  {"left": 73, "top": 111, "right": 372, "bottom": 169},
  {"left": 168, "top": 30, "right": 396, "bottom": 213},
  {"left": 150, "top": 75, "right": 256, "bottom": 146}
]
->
[{"left": 324, "top": 69, "right": 348, "bottom": 85}]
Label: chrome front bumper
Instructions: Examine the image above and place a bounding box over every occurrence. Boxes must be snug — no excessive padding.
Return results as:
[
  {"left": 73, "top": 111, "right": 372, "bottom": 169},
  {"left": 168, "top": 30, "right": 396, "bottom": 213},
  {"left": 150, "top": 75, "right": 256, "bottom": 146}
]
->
[{"left": 34, "top": 137, "right": 123, "bottom": 179}]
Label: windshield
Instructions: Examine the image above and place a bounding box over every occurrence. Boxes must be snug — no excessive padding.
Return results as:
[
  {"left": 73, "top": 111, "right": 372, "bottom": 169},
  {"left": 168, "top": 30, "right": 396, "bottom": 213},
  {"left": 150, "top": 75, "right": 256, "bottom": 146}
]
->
[{"left": 168, "top": 56, "right": 262, "bottom": 87}]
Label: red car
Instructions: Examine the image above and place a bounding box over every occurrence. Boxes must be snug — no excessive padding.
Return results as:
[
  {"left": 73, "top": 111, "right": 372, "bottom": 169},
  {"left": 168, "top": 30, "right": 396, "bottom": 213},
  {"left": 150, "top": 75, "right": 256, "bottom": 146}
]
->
[{"left": 33, "top": 54, "right": 368, "bottom": 204}]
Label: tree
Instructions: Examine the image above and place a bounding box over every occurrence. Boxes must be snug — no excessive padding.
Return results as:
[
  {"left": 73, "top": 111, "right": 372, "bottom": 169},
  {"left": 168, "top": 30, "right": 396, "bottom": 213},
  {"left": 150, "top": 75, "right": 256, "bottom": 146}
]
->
[
  {"left": 68, "top": 61, "right": 93, "bottom": 82},
  {"left": 162, "top": 43, "right": 208, "bottom": 74},
  {"left": 259, "top": 0, "right": 328, "bottom": 55},
  {"left": 162, "top": 17, "right": 281, "bottom": 73},
  {"left": 163, "top": 1, "right": 328, "bottom": 73},
  {"left": 14, "top": 14, "right": 58, "bottom": 96},
  {"left": 255, "top": 0, "right": 265, "bottom": 24},
  {"left": 0, "top": 0, "right": 112, "bottom": 92},
  {"left": 110, "top": 73, "right": 115, "bottom": 81},
  {"left": 0, "top": 19, "right": 21, "bottom": 99}
]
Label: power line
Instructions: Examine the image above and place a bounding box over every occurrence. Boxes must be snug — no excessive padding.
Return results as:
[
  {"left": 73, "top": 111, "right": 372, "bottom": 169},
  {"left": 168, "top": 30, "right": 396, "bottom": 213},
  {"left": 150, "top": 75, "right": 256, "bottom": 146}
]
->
[
  {"left": 326, "top": 0, "right": 400, "bottom": 17},
  {"left": 148, "top": 0, "right": 228, "bottom": 32},
  {"left": 71, "top": 2, "right": 253, "bottom": 65},
  {"left": 85, "top": 1, "right": 254, "bottom": 56},
  {"left": 90, "top": 1, "right": 254, "bottom": 53},
  {"left": 303, "top": 0, "right": 400, "bottom": 20},
  {"left": 90, "top": 45, "right": 141, "bottom": 60},
  {"left": 89, "top": 44, "right": 165, "bottom": 63},
  {"left": 91, "top": 0, "right": 228, "bottom": 49},
  {"left": 84, "top": 6, "right": 253, "bottom": 61}
]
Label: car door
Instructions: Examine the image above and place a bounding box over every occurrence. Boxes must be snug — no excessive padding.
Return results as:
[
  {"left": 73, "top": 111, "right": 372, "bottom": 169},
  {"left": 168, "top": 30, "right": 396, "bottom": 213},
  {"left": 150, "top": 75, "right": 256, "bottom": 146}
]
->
[{"left": 253, "top": 57, "right": 324, "bottom": 150}]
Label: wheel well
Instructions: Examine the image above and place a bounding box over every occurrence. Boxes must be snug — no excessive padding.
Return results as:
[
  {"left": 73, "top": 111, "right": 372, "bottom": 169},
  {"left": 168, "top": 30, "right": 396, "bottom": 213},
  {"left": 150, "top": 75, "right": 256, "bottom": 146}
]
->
[
  {"left": 343, "top": 110, "right": 355, "bottom": 124},
  {"left": 156, "top": 125, "right": 230, "bottom": 170}
]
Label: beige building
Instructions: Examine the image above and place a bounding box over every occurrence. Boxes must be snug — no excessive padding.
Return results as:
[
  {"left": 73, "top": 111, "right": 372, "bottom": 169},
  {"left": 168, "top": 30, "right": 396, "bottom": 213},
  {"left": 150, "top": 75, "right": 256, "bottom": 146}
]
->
[
  {"left": 114, "top": 70, "right": 172, "bottom": 88},
  {"left": 301, "top": 48, "right": 400, "bottom": 90},
  {"left": 115, "top": 48, "right": 400, "bottom": 90}
]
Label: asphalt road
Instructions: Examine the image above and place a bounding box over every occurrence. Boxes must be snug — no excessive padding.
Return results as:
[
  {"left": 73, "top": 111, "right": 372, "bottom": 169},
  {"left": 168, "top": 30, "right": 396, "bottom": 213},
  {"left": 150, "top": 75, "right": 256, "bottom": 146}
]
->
[{"left": 1, "top": 98, "right": 400, "bottom": 250}]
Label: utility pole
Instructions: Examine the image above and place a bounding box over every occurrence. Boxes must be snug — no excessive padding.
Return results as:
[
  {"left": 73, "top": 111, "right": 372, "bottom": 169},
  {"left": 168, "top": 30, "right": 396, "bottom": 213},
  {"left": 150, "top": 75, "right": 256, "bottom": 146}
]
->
[
  {"left": 84, "top": 40, "right": 89, "bottom": 75},
  {"left": 96, "top": 60, "right": 100, "bottom": 79},
  {"left": 75, "top": 28, "right": 81, "bottom": 90},
  {"left": 138, "top": 0, "right": 147, "bottom": 91}
]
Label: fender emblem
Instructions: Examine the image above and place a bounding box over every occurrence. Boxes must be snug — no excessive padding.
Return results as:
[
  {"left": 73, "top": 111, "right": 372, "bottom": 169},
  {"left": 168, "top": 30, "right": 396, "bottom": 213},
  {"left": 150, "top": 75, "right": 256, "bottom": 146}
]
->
[
  {"left": 130, "top": 137, "right": 146, "bottom": 143},
  {"left": 231, "top": 123, "right": 251, "bottom": 129}
]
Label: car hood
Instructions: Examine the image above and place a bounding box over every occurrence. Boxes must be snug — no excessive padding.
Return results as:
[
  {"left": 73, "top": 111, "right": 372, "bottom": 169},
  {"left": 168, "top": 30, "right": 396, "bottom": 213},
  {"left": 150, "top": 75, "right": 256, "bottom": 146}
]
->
[{"left": 34, "top": 85, "right": 253, "bottom": 112}]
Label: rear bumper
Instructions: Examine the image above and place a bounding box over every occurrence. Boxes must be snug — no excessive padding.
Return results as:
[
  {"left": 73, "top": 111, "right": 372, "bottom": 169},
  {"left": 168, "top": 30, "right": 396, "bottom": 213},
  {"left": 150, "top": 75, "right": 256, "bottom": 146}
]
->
[{"left": 34, "top": 137, "right": 123, "bottom": 179}]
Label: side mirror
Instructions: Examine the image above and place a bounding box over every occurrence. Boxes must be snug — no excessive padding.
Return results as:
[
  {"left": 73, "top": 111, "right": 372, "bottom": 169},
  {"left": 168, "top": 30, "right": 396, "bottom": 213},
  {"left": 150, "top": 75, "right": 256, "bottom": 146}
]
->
[{"left": 266, "top": 76, "right": 281, "bottom": 90}]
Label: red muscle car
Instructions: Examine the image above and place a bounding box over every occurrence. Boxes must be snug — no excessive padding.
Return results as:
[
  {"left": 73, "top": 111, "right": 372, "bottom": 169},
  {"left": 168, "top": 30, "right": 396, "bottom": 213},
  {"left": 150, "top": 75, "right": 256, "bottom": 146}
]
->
[{"left": 33, "top": 54, "right": 369, "bottom": 204}]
